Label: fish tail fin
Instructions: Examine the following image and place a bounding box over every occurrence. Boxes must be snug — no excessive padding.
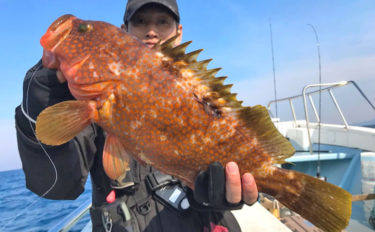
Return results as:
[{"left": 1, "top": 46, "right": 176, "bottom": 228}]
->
[
  {"left": 36, "top": 100, "right": 98, "bottom": 145},
  {"left": 256, "top": 167, "right": 351, "bottom": 232}
]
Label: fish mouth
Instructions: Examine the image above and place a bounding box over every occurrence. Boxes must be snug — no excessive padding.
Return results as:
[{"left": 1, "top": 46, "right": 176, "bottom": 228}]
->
[
  {"left": 40, "top": 14, "right": 75, "bottom": 68},
  {"left": 41, "top": 14, "right": 75, "bottom": 50}
]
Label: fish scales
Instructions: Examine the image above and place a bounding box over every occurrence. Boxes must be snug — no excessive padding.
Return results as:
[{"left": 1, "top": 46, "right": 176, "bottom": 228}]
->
[
  {"left": 57, "top": 18, "right": 271, "bottom": 185},
  {"left": 104, "top": 62, "right": 269, "bottom": 185},
  {"left": 36, "top": 15, "right": 352, "bottom": 232}
]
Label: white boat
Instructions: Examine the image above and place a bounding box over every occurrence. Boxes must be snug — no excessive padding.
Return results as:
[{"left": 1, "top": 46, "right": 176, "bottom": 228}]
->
[
  {"left": 266, "top": 80, "right": 375, "bottom": 232},
  {"left": 49, "top": 80, "right": 375, "bottom": 232}
]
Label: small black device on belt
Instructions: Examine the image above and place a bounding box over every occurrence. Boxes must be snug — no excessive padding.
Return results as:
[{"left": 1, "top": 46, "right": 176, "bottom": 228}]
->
[{"left": 146, "top": 170, "right": 190, "bottom": 213}]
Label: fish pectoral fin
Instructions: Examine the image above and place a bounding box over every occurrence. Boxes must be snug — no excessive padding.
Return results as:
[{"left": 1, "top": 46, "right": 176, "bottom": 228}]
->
[
  {"left": 103, "top": 134, "right": 131, "bottom": 180},
  {"left": 36, "top": 100, "right": 97, "bottom": 145}
]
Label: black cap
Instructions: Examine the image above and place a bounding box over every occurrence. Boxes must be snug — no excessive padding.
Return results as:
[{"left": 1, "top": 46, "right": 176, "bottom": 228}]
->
[{"left": 123, "top": 0, "right": 180, "bottom": 24}]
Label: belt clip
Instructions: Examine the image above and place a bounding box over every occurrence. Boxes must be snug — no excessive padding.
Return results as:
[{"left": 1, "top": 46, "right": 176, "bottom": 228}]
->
[
  {"left": 102, "top": 209, "right": 113, "bottom": 232},
  {"left": 137, "top": 201, "right": 151, "bottom": 215}
]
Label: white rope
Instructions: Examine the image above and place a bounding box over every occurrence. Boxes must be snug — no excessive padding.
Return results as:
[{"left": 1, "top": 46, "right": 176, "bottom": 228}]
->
[{"left": 20, "top": 103, "right": 36, "bottom": 124}]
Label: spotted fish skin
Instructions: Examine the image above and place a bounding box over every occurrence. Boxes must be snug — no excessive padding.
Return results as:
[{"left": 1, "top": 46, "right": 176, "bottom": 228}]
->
[
  {"left": 36, "top": 15, "right": 351, "bottom": 232},
  {"left": 40, "top": 14, "right": 274, "bottom": 186}
]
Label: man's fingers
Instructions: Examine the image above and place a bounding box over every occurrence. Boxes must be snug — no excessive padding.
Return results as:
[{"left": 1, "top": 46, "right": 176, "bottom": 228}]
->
[
  {"left": 56, "top": 70, "right": 67, "bottom": 83},
  {"left": 242, "top": 173, "right": 258, "bottom": 205},
  {"left": 225, "top": 162, "right": 242, "bottom": 204}
]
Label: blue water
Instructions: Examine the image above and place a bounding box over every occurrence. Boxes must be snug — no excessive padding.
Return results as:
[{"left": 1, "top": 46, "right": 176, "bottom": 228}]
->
[{"left": 0, "top": 169, "right": 92, "bottom": 232}]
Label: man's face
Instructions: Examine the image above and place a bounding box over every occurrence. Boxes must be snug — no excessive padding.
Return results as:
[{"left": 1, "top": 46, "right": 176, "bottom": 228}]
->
[{"left": 123, "top": 4, "right": 182, "bottom": 48}]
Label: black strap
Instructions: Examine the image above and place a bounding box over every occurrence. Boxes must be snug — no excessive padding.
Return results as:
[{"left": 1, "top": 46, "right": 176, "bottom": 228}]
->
[{"left": 145, "top": 170, "right": 179, "bottom": 191}]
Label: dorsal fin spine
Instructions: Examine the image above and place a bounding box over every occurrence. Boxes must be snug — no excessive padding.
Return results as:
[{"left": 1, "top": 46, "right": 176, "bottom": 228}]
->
[
  {"left": 165, "top": 41, "right": 192, "bottom": 58},
  {"left": 188, "top": 59, "right": 212, "bottom": 71},
  {"left": 184, "top": 49, "right": 203, "bottom": 62},
  {"left": 160, "top": 34, "right": 180, "bottom": 51},
  {"left": 197, "top": 68, "right": 221, "bottom": 80}
]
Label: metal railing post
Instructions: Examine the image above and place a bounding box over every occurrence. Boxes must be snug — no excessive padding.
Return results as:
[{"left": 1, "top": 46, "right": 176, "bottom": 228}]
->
[
  {"left": 328, "top": 89, "right": 349, "bottom": 128},
  {"left": 289, "top": 99, "right": 297, "bottom": 123},
  {"left": 308, "top": 94, "right": 320, "bottom": 122}
]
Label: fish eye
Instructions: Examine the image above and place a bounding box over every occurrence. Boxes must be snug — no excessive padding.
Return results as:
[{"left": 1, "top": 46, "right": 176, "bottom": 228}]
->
[{"left": 78, "top": 23, "right": 93, "bottom": 32}]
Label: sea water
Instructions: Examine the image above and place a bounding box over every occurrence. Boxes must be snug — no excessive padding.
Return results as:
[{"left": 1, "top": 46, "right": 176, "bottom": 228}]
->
[{"left": 0, "top": 169, "right": 92, "bottom": 232}]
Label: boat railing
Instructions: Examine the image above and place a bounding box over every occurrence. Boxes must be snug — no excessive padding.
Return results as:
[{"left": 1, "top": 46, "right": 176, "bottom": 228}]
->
[
  {"left": 267, "top": 80, "right": 375, "bottom": 153},
  {"left": 48, "top": 198, "right": 91, "bottom": 232}
]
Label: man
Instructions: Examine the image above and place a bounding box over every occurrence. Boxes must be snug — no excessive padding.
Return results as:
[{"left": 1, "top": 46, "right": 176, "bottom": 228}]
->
[{"left": 15, "top": 0, "right": 258, "bottom": 231}]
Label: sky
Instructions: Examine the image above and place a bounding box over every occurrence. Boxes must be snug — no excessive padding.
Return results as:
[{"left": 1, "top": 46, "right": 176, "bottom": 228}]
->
[{"left": 0, "top": 0, "right": 374, "bottom": 171}]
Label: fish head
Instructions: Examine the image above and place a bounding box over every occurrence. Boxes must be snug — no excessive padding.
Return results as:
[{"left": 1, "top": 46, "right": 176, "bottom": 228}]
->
[{"left": 40, "top": 14, "right": 143, "bottom": 99}]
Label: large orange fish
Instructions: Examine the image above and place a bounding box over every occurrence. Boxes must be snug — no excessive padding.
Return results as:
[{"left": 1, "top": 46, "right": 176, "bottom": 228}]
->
[{"left": 36, "top": 14, "right": 351, "bottom": 231}]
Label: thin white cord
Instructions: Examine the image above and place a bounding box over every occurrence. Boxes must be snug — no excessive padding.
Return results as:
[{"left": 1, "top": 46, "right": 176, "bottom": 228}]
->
[
  {"left": 25, "top": 62, "right": 59, "bottom": 198},
  {"left": 0, "top": 63, "right": 59, "bottom": 231},
  {"left": 20, "top": 103, "right": 36, "bottom": 124}
]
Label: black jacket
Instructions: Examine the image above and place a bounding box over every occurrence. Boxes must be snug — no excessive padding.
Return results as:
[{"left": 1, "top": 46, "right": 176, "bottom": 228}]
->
[{"left": 15, "top": 60, "right": 241, "bottom": 231}]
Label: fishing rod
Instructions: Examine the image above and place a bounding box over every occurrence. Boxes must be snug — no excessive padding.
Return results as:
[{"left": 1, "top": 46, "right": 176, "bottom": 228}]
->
[
  {"left": 269, "top": 19, "right": 278, "bottom": 121},
  {"left": 307, "top": 24, "right": 323, "bottom": 180}
]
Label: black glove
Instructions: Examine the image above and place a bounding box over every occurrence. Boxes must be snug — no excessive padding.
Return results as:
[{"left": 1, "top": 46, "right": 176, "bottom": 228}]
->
[
  {"left": 187, "top": 162, "right": 243, "bottom": 211},
  {"left": 16, "top": 59, "right": 74, "bottom": 138}
]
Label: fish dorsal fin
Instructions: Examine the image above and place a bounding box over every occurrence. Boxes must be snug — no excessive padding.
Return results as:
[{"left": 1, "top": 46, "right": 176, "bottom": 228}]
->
[
  {"left": 188, "top": 59, "right": 212, "bottom": 72},
  {"left": 184, "top": 49, "right": 203, "bottom": 63},
  {"left": 159, "top": 39, "right": 295, "bottom": 162},
  {"left": 163, "top": 41, "right": 192, "bottom": 59},
  {"left": 238, "top": 105, "right": 295, "bottom": 162},
  {"left": 158, "top": 33, "right": 181, "bottom": 52}
]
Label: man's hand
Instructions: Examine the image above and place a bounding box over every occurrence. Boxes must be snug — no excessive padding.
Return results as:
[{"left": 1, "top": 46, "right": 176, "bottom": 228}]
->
[
  {"left": 225, "top": 162, "right": 258, "bottom": 205},
  {"left": 192, "top": 162, "right": 258, "bottom": 210}
]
